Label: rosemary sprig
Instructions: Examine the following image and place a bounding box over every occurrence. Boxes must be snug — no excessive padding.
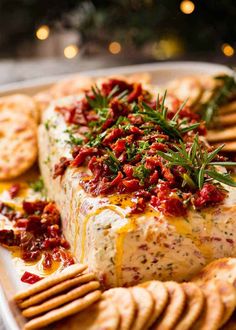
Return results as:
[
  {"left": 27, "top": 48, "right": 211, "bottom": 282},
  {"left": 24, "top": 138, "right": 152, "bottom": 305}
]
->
[
  {"left": 140, "top": 92, "right": 199, "bottom": 140},
  {"left": 201, "top": 75, "right": 236, "bottom": 126},
  {"left": 157, "top": 135, "right": 236, "bottom": 189}
]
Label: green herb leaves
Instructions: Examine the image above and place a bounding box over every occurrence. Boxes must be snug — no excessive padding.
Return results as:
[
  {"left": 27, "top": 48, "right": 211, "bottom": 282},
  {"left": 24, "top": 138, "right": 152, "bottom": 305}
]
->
[
  {"left": 157, "top": 135, "right": 236, "bottom": 189},
  {"left": 201, "top": 75, "right": 236, "bottom": 126},
  {"left": 140, "top": 92, "right": 199, "bottom": 140}
]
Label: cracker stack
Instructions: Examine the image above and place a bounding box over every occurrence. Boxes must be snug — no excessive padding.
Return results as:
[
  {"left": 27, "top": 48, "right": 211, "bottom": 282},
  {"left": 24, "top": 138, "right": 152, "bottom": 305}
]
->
[{"left": 14, "top": 259, "right": 236, "bottom": 330}]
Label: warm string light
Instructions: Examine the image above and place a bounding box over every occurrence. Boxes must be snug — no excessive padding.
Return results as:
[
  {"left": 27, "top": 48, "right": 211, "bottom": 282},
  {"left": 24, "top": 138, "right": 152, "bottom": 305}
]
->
[
  {"left": 108, "top": 41, "right": 122, "bottom": 54},
  {"left": 180, "top": 0, "right": 195, "bottom": 14},
  {"left": 36, "top": 25, "right": 50, "bottom": 40},
  {"left": 64, "top": 44, "right": 79, "bottom": 59},
  {"left": 221, "top": 43, "right": 235, "bottom": 57}
]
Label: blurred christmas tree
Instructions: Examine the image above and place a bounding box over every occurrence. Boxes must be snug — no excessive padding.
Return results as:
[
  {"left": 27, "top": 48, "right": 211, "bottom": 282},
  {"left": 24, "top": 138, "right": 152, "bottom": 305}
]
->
[{"left": 0, "top": 0, "right": 235, "bottom": 60}]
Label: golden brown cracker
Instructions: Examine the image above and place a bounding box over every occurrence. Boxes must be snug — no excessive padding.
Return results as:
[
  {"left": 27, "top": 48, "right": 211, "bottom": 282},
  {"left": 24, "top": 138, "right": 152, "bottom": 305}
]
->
[
  {"left": 219, "top": 101, "right": 236, "bottom": 115},
  {"left": 215, "top": 279, "right": 236, "bottom": 327},
  {"left": 22, "top": 280, "right": 100, "bottom": 318},
  {"left": 139, "top": 280, "right": 168, "bottom": 328},
  {"left": 55, "top": 295, "right": 119, "bottom": 330},
  {"left": 0, "top": 113, "right": 37, "bottom": 180},
  {"left": 129, "top": 286, "right": 154, "bottom": 330},
  {"left": 14, "top": 264, "right": 87, "bottom": 301},
  {"left": 103, "top": 287, "right": 135, "bottom": 330},
  {"left": 23, "top": 289, "right": 101, "bottom": 330},
  {"left": 167, "top": 76, "right": 202, "bottom": 106},
  {"left": 175, "top": 282, "right": 204, "bottom": 330},
  {"left": 192, "top": 280, "right": 224, "bottom": 330},
  {"left": 19, "top": 273, "right": 96, "bottom": 309},
  {"left": 153, "top": 281, "right": 186, "bottom": 330},
  {"left": 207, "top": 126, "right": 236, "bottom": 142},
  {"left": 216, "top": 112, "right": 236, "bottom": 126},
  {"left": 0, "top": 94, "right": 39, "bottom": 122},
  {"left": 192, "top": 258, "right": 236, "bottom": 287}
]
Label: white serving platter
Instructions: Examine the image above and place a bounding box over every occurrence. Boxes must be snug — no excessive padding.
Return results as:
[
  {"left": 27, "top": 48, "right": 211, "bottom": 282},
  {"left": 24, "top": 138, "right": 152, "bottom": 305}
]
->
[{"left": 0, "top": 61, "right": 233, "bottom": 330}]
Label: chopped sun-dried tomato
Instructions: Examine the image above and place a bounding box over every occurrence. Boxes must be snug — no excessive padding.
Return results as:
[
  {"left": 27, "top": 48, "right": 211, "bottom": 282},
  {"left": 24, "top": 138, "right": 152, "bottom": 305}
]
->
[
  {"left": 52, "top": 78, "right": 229, "bottom": 216},
  {"left": 0, "top": 200, "right": 74, "bottom": 272},
  {"left": 21, "top": 271, "right": 42, "bottom": 284},
  {"left": 9, "top": 183, "right": 21, "bottom": 199}
]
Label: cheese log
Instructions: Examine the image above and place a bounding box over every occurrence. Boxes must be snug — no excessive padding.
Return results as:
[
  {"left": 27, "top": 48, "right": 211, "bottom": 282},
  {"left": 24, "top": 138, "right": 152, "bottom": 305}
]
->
[{"left": 38, "top": 96, "right": 236, "bottom": 288}]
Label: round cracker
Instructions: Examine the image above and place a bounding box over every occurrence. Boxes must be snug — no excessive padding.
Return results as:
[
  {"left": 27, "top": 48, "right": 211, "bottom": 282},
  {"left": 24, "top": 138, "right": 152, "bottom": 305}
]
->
[
  {"left": 167, "top": 77, "right": 202, "bottom": 106},
  {"left": 175, "top": 282, "right": 204, "bottom": 330},
  {"left": 14, "top": 264, "right": 87, "bottom": 301},
  {"left": 0, "top": 113, "right": 37, "bottom": 180},
  {"left": 24, "top": 290, "right": 101, "bottom": 330},
  {"left": 55, "top": 295, "right": 119, "bottom": 330},
  {"left": 19, "top": 273, "right": 96, "bottom": 309},
  {"left": 139, "top": 281, "right": 168, "bottom": 328},
  {"left": 215, "top": 279, "right": 236, "bottom": 327},
  {"left": 103, "top": 287, "right": 135, "bottom": 330},
  {"left": 22, "top": 281, "right": 100, "bottom": 318},
  {"left": 129, "top": 286, "right": 154, "bottom": 330},
  {"left": 192, "top": 280, "right": 224, "bottom": 330},
  {"left": 0, "top": 94, "right": 39, "bottom": 122},
  {"left": 191, "top": 258, "right": 236, "bottom": 287},
  {"left": 153, "top": 281, "right": 186, "bottom": 330}
]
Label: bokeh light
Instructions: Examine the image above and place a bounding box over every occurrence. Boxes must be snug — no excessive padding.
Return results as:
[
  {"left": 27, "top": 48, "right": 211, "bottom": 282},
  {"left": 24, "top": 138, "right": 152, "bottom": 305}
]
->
[
  {"left": 221, "top": 43, "right": 235, "bottom": 57},
  {"left": 64, "top": 44, "right": 79, "bottom": 59},
  {"left": 180, "top": 1, "right": 195, "bottom": 14},
  {"left": 36, "top": 25, "right": 50, "bottom": 40},
  {"left": 108, "top": 41, "right": 122, "bottom": 55}
]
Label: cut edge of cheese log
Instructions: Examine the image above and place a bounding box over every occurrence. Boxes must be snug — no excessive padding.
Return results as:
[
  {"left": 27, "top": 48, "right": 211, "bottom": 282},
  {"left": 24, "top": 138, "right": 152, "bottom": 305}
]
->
[{"left": 38, "top": 95, "right": 236, "bottom": 288}]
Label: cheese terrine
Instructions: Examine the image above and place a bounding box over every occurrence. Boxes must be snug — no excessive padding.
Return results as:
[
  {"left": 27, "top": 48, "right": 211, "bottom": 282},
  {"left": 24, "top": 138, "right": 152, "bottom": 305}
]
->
[{"left": 38, "top": 78, "right": 236, "bottom": 287}]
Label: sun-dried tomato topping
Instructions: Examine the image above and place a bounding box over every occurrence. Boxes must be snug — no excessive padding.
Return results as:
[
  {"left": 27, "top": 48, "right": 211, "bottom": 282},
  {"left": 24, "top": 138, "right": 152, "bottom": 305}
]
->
[
  {"left": 194, "top": 183, "right": 226, "bottom": 208},
  {"left": 53, "top": 79, "right": 232, "bottom": 216},
  {"left": 8, "top": 183, "right": 21, "bottom": 199},
  {"left": 0, "top": 200, "right": 74, "bottom": 275},
  {"left": 21, "top": 271, "right": 42, "bottom": 284},
  {"left": 53, "top": 157, "right": 70, "bottom": 179}
]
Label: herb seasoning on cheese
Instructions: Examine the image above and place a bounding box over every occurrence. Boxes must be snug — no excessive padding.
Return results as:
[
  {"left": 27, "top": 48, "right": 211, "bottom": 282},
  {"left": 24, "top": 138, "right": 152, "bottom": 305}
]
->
[{"left": 53, "top": 79, "right": 236, "bottom": 217}]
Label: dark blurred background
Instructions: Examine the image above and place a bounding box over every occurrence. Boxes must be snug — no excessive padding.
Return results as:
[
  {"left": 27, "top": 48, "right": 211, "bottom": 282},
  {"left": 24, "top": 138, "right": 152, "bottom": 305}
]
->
[{"left": 0, "top": 0, "right": 235, "bottom": 84}]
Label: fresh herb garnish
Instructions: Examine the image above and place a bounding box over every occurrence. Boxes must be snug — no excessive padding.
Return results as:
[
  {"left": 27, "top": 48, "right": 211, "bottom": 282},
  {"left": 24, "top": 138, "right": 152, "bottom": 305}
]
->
[
  {"left": 157, "top": 135, "right": 236, "bottom": 189},
  {"left": 105, "top": 149, "right": 121, "bottom": 175},
  {"left": 201, "top": 75, "right": 236, "bottom": 126},
  {"left": 65, "top": 128, "right": 83, "bottom": 146},
  {"left": 140, "top": 92, "right": 199, "bottom": 140},
  {"left": 30, "top": 177, "right": 45, "bottom": 192},
  {"left": 133, "top": 164, "right": 150, "bottom": 185}
]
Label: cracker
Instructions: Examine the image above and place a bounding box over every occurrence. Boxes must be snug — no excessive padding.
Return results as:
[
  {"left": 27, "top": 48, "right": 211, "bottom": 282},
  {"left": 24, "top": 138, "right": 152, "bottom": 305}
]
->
[
  {"left": 0, "top": 94, "right": 39, "bottom": 122},
  {"left": 153, "top": 281, "right": 186, "bottom": 330},
  {"left": 55, "top": 295, "right": 119, "bottom": 330},
  {"left": 175, "top": 282, "right": 204, "bottom": 330},
  {"left": 34, "top": 75, "right": 94, "bottom": 113},
  {"left": 129, "top": 286, "right": 154, "bottom": 330},
  {"left": 23, "top": 289, "right": 101, "bottom": 330},
  {"left": 219, "top": 101, "right": 236, "bottom": 115},
  {"left": 19, "top": 273, "right": 96, "bottom": 309},
  {"left": 167, "top": 76, "right": 202, "bottom": 106},
  {"left": 213, "top": 141, "right": 236, "bottom": 152},
  {"left": 0, "top": 112, "right": 37, "bottom": 180},
  {"left": 192, "top": 280, "right": 224, "bottom": 330},
  {"left": 22, "top": 280, "right": 100, "bottom": 318},
  {"left": 207, "top": 126, "right": 236, "bottom": 142},
  {"left": 191, "top": 258, "right": 236, "bottom": 287},
  {"left": 139, "top": 280, "right": 168, "bottom": 328},
  {"left": 217, "top": 112, "right": 236, "bottom": 126},
  {"left": 14, "top": 264, "right": 87, "bottom": 301},
  {"left": 103, "top": 287, "right": 135, "bottom": 330},
  {"left": 215, "top": 279, "right": 236, "bottom": 327}
]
